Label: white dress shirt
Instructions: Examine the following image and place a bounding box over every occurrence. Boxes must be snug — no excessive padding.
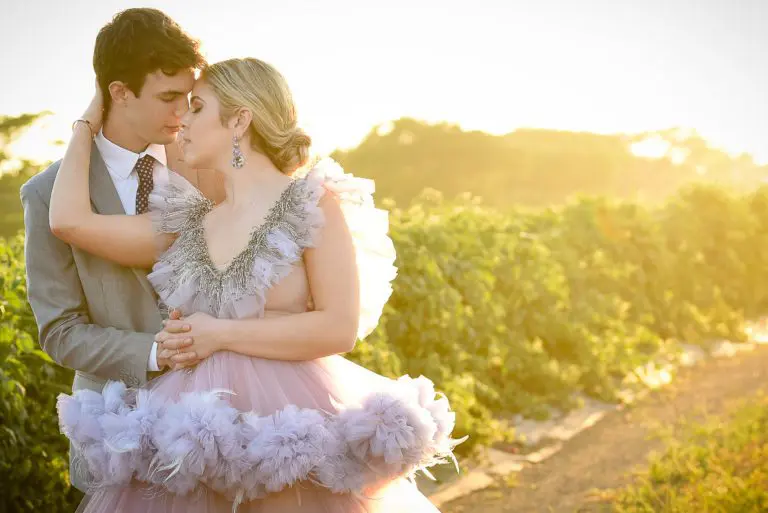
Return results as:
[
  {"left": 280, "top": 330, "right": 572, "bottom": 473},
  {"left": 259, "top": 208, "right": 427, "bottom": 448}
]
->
[{"left": 94, "top": 130, "right": 169, "bottom": 372}]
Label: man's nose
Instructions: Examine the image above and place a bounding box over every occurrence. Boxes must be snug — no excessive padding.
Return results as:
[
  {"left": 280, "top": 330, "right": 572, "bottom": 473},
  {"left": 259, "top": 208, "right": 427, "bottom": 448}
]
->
[{"left": 174, "top": 98, "right": 189, "bottom": 117}]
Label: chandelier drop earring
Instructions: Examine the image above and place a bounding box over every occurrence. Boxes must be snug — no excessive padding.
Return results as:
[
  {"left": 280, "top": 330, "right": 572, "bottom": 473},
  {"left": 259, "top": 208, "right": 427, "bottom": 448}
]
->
[{"left": 231, "top": 133, "right": 246, "bottom": 169}]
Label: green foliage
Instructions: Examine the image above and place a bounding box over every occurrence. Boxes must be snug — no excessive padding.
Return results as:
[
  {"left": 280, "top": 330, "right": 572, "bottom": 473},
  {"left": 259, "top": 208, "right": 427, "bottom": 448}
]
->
[
  {"left": 612, "top": 393, "right": 768, "bottom": 512},
  {"left": 346, "top": 184, "right": 768, "bottom": 453},
  {"left": 0, "top": 168, "right": 36, "bottom": 239},
  {"left": 0, "top": 113, "right": 52, "bottom": 239},
  {"left": 0, "top": 235, "right": 81, "bottom": 512},
  {"left": 1, "top": 113, "right": 83, "bottom": 511}
]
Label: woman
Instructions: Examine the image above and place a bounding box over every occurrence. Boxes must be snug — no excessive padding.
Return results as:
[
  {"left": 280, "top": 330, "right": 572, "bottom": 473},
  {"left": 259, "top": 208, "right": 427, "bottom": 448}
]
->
[{"left": 51, "top": 58, "right": 462, "bottom": 512}]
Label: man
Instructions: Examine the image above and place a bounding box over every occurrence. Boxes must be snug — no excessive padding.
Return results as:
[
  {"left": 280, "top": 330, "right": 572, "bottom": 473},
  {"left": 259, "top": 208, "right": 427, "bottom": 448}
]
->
[{"left": 20, "top": 8, "right": 206, "bottom": 493}]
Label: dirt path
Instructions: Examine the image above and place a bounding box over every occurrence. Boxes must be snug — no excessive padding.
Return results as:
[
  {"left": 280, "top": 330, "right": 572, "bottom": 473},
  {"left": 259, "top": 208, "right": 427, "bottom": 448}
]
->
[{"left": 442, "top": 345, "right": 768, "bottom": 513}]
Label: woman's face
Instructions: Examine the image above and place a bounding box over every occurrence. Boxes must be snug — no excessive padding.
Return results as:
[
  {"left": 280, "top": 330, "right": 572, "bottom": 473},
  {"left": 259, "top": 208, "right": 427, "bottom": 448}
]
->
[{"left": 179, "top": 80, "right": 234, "bottom": 170}]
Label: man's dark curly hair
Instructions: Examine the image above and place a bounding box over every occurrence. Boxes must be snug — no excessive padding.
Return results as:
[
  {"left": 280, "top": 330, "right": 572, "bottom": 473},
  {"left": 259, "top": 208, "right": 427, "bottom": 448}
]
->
[{"left": 93, "top": 8, "right": 206, "bottom": 115}]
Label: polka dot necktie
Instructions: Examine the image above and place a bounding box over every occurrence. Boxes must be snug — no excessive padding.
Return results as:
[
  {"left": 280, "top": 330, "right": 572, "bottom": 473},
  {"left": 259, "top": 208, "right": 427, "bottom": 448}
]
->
[{"left": 134, "top": 154, "right": 155, "bottom": 215}]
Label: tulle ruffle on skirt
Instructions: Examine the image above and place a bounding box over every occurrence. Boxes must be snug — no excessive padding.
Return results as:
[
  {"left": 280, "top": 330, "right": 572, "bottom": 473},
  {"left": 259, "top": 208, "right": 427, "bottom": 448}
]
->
[{"left": 58, "top": 352, "right": 462, "bottom": 512}]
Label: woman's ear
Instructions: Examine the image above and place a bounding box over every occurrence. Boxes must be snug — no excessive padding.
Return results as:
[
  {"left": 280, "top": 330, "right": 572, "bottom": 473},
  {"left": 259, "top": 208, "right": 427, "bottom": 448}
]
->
[{"left": 233, "top": 108, "right": 253, "bottom": 138}]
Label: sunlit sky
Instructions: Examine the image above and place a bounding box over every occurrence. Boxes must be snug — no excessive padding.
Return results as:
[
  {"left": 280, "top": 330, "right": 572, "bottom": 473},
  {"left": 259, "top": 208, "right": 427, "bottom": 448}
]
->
[{"left": 2, "top": 0, "right": 767, "bottom": 164}]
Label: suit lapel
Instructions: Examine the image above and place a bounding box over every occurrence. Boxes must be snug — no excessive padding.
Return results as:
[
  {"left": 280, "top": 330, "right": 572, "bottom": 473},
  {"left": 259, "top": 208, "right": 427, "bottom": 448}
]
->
[
  {"left": 89, "top": 144, "right": 125, "bottom": 215},
  {"left": 89, "top": 145, "right": 163, "bottom": 315}
]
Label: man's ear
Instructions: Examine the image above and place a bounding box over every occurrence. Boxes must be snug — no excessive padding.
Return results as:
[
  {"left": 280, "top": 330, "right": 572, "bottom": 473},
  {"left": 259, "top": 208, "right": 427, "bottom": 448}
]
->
[{"left": 108, "top": 81, "right": 132, "bottom": 106}]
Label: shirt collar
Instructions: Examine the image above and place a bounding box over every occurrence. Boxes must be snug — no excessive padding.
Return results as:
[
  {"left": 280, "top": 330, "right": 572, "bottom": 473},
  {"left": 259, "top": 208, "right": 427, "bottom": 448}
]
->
[{"left": 94, "top": 130, "right": 168, "bottom": 179}]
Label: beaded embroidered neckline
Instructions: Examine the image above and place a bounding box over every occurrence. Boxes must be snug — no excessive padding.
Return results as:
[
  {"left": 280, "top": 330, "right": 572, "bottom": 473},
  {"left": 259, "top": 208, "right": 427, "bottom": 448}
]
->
[
  {"left": 157, "top": 176, "right": 315, "bottom": 316},
  {"left": 198, "top": 181, "right": 298, "bottom": 275}
]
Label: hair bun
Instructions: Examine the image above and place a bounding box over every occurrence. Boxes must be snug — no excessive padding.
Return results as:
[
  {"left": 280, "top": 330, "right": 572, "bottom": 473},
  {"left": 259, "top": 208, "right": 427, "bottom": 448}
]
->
[{"left": 274, "top": 127, "right": 311, "bottom": 174}]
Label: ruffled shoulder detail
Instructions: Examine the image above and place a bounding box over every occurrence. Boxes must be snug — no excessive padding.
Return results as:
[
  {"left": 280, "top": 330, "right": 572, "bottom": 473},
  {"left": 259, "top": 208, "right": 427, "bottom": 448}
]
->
[
  {"left": 297, "top": 159, "right": 398, "bottom": 340},
  {"left": 148, "top": 170, "right": 214, "bottom": 234}
]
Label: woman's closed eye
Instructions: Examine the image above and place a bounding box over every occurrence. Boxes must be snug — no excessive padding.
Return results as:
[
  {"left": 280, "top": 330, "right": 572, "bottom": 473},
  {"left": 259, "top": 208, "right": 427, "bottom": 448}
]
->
[{"left": 190, "top": 96, "right": 204, "bottom": 114}]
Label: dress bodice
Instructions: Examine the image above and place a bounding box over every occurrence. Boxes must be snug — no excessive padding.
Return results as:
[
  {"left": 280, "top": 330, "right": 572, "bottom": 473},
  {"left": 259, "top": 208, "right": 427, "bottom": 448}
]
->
[
  {"left": 147, "top": 167, "right": 325, "bottom": 320},
  {"left": 146, "top": 159, "right": 398, "bottom": 339}
]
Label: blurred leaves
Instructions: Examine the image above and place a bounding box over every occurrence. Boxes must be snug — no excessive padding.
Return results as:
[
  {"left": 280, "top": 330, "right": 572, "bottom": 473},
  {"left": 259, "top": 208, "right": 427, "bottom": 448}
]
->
[
  {"left": 0, "top": 112, "right": 52, "bottom": 239},
  {"left": 613, "top": 393, "right": 768, "bottom": 512},
  {"left": 0, "top": 235, "right": 81, "bottom": 512},
  {"left": 333, "top": 118, "right": 768, "bottom": 209},
  {"left": 346, "top": 184, "right": 768, "bottom": 453}
]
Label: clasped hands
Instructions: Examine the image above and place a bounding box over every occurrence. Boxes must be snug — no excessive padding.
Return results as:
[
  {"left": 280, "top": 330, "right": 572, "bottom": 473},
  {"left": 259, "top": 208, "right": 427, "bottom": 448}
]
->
[{"left": 155, "top": 310, "right": 223, "bottom": 371}]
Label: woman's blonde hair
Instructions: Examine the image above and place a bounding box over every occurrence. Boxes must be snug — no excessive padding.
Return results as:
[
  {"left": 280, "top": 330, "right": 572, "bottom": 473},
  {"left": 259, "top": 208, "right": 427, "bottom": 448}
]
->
[{"left": 202, "top": 58, "right": 311, "bottom": 174}]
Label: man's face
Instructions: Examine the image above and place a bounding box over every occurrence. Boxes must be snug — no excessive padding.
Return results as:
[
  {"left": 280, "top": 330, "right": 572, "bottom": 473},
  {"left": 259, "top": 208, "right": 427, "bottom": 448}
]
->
[{"left": 123, "top": 69, "right": 195, "bottom": 145}]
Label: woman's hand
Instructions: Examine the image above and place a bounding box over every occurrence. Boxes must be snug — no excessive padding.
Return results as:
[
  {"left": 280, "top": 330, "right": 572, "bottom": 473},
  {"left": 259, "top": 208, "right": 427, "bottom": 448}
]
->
[
  {"left": 157, "top": 312, "right": 225, "bottom": 367},
  {"left": 154, "top": 309, "right": 191, "bottom": 370},
  {"left": 82, "top": 79, "right": 105, "bottom": 133}
]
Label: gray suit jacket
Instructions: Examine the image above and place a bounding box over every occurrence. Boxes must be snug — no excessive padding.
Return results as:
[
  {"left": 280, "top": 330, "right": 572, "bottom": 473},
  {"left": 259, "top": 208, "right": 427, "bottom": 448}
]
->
[{"left": 20, "top": 144, "right": 164, "bottom": 493}]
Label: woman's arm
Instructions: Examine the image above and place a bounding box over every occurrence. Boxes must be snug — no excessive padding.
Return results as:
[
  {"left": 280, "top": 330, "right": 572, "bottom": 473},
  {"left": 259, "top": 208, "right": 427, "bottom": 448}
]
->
[
  {"left": 48, "top": 87, "right": 171, "bottom": 269},
  {"left": 160, "top": 193, "right": 360, "bottom": 362}
]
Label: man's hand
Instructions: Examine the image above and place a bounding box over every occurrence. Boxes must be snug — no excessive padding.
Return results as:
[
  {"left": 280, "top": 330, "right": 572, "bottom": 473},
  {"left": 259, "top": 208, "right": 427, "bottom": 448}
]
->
[{"left": 157, "top": 346, "right": 186, "bottom": 371}]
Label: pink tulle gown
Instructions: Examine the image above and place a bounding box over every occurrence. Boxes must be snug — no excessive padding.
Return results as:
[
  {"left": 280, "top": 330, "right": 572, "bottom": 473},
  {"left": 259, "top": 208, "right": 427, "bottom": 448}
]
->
[{"left": 57, "top": 159, "right": 462, "bottom": 512}]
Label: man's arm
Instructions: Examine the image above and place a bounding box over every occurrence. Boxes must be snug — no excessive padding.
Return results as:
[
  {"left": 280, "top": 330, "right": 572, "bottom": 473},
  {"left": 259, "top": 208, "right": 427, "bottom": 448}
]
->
[{"left": 21, "top": 174, "right": 155, "bottom": 386}]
